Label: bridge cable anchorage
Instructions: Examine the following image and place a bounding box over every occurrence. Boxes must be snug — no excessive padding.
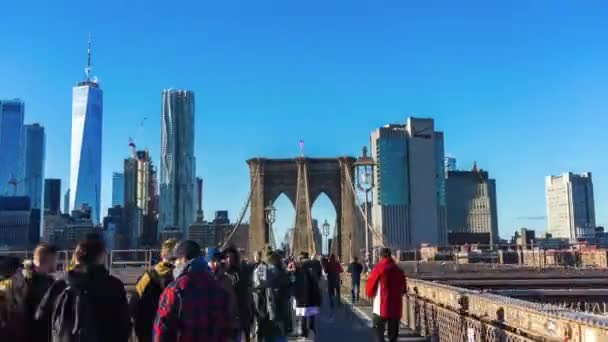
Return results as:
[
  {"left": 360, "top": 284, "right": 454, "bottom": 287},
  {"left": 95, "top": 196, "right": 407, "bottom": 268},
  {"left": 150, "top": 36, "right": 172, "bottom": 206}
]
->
[
  {"left": 221, "top": 165, "right": 261, "bottom": 249},
  {"left": 343, "top": 165, "right": 400, "bottom": 252}
]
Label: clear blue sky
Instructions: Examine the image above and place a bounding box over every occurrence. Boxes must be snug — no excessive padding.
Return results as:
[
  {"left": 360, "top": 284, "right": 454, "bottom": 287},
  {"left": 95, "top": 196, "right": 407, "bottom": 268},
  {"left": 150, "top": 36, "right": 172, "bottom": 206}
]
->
[{"left": 1, "top": 1, "right": 607, "bottom": 242}]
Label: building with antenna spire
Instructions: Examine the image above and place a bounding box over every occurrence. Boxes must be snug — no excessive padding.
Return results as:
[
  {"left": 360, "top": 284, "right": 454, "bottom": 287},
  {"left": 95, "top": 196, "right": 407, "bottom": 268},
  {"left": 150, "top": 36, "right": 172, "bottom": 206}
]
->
[{"left": 69, "top": 34, "right": 103, "bottom": 223}]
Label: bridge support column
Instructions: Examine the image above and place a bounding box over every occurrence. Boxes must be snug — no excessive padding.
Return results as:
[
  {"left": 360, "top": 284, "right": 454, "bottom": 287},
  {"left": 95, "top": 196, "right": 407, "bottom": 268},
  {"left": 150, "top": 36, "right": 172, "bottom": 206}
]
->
[
  {"left": 248, "top": 159, "right": 267, "bottom": 258},
  {"left": 293, "top": 158, "right": 314, "bottom": 256},
  {"left": 339, "top": 157, "right": 357, "bottom": 263}
]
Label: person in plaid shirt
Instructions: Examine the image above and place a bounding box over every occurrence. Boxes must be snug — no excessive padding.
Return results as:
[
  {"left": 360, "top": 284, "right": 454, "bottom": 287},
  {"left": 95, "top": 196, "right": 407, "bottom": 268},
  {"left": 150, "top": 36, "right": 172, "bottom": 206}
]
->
[{"left": 153, "top": 240, "right": 233, "bottom": 342}]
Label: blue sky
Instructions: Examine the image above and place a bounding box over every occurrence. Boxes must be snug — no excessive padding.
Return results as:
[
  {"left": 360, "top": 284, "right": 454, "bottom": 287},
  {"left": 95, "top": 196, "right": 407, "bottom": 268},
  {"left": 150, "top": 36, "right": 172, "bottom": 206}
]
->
[{"left": 1, "top": 1, "right": 607, "bottom": 242}]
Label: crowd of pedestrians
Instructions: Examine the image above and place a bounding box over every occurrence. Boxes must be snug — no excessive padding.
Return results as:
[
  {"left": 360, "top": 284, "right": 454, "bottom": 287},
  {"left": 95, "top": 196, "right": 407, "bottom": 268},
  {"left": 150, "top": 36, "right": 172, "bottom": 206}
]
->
[{"left": 0, "top": 234, "right": 407, "bottom": 342}]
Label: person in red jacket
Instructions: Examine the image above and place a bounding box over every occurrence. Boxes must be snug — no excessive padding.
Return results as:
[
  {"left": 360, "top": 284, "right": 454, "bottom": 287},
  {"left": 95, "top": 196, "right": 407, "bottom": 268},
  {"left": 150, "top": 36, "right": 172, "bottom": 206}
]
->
[{"left": 365, "top": 248, "right": 406, "bottom": 342}]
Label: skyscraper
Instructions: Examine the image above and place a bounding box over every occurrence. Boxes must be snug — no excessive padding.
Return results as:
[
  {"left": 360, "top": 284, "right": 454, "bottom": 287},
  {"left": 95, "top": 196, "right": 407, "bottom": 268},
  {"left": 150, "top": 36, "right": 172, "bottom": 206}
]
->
[
  {"left": 44, "top": 179, "right": 61, "bottom": 215},
  {"left": 24, "top": 123, "right": 46, "bottom": 210},
  {"left": 371, "top": 117, "right": 446, "bottom": 249},
  {"left": 546, "top": 172, "right": 596, "bottom": 240},
  {"left": 446, "top": 163, "right": 498, "bottom": 243},
  {"left": 69, "top": 37, "right": 103, "bottom": 223},
  {"left": 111, "top": 172, "right": 124, "bottom": 207},
  {"left": 63, "top": 189, "right": 70, "bottom": 215},
  {"left": 0, "top": 99, "right": 25, "bottom": 195},
  {"left": 124, "top": 150, "right": 152, "bottom": 247},
  {"left": 159, "top": 89, "right": 196, "bottom": 237},
  {"left": 445, "top": 156, "right": 457, "bottom": 173}
]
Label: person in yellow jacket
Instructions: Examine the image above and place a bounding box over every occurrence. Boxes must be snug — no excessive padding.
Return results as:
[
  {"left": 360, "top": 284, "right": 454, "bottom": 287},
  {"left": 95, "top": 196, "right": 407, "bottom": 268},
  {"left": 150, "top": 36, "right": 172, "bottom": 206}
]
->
[{"left": 130, "top": 239, "right": 178, "bottom": 342}]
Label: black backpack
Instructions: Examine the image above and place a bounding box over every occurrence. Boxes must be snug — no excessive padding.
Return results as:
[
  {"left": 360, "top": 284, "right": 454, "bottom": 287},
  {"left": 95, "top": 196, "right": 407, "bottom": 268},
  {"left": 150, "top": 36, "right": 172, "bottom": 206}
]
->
[
  {"left": 51, "top": 282, "right": 100, "bottom": 342},
  {"left": 133, "top": 269, "right": 172, "bottom": 339}
]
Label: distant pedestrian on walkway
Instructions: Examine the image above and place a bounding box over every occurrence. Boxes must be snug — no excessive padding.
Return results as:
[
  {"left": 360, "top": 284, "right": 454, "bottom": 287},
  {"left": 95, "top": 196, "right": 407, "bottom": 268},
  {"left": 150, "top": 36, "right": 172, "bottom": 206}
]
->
[
  {"left": 347, "top": 256, "right": 364, "bottom": 303},
  {"left": 325, "top": 254, "right": 343, "bottom": 309},
  {"left": 37, "top": 238, "right": 131, "bottom": 342},
  {"left": 365, "top": 248, "right": 406, "bottom": 342},
  {"left": 153, "top": 240, "right": 232, "bottom": 342},
  {"left": 130, "top": 239, "right": 177, "bottom": 342}
]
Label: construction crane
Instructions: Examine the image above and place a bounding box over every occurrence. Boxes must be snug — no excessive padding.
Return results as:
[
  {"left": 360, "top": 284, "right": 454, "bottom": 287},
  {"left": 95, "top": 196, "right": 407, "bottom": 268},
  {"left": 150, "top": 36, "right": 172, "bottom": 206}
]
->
[
  {"left": 6, "top": 174, "right": 41, "bottom": 196},
  {"left": 7, "top": 174, "right": 19, "bottom": 196},
  {"left": 128, "top": 138, "right": 137, "bottom": 158}
]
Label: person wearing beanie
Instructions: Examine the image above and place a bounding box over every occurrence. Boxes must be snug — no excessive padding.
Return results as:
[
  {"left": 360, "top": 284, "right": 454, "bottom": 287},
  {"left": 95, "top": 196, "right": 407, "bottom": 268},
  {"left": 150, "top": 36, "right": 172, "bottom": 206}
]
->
[
  {"left": 0, "top": 256, "right": 28, "bottom": 341},
  {"left": 130, "top": 238, "right": 178, "bottom": 342}
]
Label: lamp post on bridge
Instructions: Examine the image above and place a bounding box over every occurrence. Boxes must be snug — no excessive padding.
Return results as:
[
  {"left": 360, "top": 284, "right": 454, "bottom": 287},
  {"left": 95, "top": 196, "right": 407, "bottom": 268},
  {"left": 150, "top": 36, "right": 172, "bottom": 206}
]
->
[
  {"left": 322, "top": 219, "right": 330, "bottom": 255},
  {"left": 265, "top": 201, "right": 276, "bottom": 247},
  {"left": 355, "top": 146, "right": 376, "bottom": 271}
]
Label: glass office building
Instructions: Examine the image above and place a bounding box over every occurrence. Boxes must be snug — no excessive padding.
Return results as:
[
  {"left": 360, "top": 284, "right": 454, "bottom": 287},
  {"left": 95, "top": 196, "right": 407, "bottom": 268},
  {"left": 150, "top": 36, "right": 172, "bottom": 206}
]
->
[
  {"left": 371, "top": 118, "right": 446, "bottom": 249},
  {"left": 24, "top": 123, "right": 46, "bottom": 209},
  {"left": 70, "top": 80, "right": 103, "bottom": 223},
  {"left": 0, "top": 100, "right": 25, "bottom": 195},
  {"left": 44, "top": 178, "right": 61, "bottom": 215},
  {"left": 159, "top": 89, "right": 196, "bottom": 237},
  {"left": 112, "top": 172, "right": 124, "bottom": 207}
]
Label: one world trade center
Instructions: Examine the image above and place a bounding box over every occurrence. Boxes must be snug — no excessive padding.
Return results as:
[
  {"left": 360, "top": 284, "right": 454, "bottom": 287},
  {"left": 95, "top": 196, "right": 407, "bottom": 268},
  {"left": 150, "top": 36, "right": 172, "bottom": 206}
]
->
[{"left": 69, "top": 36, "right": 103, "bottom": 223}]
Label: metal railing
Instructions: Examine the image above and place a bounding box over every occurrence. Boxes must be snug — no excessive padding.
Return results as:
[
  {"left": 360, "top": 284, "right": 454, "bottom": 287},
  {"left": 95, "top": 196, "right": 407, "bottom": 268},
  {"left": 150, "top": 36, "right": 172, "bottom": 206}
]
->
[{"left": 339, "top": 272, "right": 608, "bottom": 341}]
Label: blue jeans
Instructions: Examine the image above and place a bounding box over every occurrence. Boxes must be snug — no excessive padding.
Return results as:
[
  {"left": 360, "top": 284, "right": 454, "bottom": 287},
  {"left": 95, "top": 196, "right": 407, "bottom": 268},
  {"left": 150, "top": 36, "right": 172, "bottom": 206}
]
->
[
  {"left": 264, "top": 337, "right": 287, "bottom": 342},
  {"left": 351, "top": 280, "right": 360, "bottom": 301}
]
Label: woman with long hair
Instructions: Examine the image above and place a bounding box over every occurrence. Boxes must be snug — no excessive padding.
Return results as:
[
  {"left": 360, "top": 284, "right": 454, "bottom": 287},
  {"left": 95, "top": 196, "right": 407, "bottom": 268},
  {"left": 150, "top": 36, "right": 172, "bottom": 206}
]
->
[{"left": 0, "top": 256, "right": 28, "bottom": 340}]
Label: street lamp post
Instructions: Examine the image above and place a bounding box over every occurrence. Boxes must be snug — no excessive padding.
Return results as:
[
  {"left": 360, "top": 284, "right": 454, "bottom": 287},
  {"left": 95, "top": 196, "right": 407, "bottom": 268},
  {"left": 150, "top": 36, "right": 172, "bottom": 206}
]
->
[
  {"left": 322, "top": 219, "right": 330, "bottom": 255},
  {"left": 354, "top": 146, "right": 376, "bottom": 270},
  {"left": 264, "top": 201, "right": 276, "bottom": 247}
]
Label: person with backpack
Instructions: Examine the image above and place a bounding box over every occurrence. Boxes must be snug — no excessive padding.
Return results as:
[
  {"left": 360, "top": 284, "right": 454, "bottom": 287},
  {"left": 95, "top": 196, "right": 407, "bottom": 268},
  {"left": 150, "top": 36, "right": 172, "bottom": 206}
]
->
[
  {"left": 252, "top": 248, "right": 291, "bottom": 342},
  {"left": 24, "top": 243, "right": 58, "bottom": 342},
  {"left": 36, "top": 238, "right": 131, "bottom": 342},
  {"left": 130, "top": 239, "right": 177, "bottom": 342},
  {"left": 153, "top": 240, "right": 232, "bottom": 342},
  {"left": 0, "top": 256, "right": 28, "bottom": 341},
  {"left": 291, "top": 252, "right": 322, "bottom": 339}
]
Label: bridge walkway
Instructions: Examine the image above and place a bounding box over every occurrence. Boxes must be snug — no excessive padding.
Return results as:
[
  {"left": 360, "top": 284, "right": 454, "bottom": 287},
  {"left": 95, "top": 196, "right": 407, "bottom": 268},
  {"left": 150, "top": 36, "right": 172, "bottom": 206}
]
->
[{"left": 286, "top": 293, "right": 427, "bottom": 341}]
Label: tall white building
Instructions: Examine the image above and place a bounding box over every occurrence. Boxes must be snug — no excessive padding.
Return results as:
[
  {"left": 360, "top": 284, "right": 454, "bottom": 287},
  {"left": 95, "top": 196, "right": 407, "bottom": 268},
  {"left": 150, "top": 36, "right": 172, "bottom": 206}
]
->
[
  {"left": 371, "top": 117, "right": 446, "bottom": 249},
  {"left": 159, "top": 89, "right": 196, "bottom": 237},
  {"left": 546, "top": 172, "right": 596, "bottom": 240},
  {"left": 69, "top": 38, "right": 103, "bottom": 223}
]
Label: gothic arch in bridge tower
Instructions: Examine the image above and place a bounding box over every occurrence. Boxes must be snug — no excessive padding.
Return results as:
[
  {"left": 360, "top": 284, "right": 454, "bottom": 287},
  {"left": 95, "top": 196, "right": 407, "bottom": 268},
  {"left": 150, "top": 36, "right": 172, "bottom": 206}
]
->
[{"left": 247, "top": 157, "right": 360, "bottom": 262}]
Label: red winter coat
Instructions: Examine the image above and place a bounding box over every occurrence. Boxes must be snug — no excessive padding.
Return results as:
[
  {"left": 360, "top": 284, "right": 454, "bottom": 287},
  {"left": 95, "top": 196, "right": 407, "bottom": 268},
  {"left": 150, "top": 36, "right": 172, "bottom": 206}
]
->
[{"left": 365, "top": 257, "right": 406, "bottom": 319}]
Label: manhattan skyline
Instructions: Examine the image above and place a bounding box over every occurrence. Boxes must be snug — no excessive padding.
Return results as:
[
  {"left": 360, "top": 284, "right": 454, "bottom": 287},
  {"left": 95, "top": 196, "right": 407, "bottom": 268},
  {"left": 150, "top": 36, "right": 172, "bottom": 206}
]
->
[{"left": 1, "top": 1, "right": 607, "bottom": 241}]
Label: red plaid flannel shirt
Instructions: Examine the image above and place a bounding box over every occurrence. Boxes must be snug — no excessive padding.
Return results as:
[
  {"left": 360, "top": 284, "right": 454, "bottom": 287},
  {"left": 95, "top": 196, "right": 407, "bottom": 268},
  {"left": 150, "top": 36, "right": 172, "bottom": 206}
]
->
[{"left": 153, "top": 265, "right": 232, "bottom": 342}]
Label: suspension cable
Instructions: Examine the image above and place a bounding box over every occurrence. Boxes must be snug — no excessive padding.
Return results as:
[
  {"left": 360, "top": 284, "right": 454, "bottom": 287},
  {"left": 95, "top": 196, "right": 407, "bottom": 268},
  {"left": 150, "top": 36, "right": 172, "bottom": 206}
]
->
[
  {"left": 221, "top": 165, "right": 260, "bottom": 249},
  {"left": 343, "top": 165, "right": 401, "bottom": 251}
]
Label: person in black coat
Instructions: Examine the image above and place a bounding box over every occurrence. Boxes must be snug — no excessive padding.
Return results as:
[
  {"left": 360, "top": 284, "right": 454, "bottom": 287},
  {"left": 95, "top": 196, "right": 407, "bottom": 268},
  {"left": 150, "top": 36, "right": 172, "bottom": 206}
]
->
[
  {"left": 291, "top": 252, "right": 322, "bottom": 338},
  {"left": 24, "top": 244, "right": 58, "bottom": 342},
  {"left": 36, "top": 238, "right": 131, "bottom": 342}
]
